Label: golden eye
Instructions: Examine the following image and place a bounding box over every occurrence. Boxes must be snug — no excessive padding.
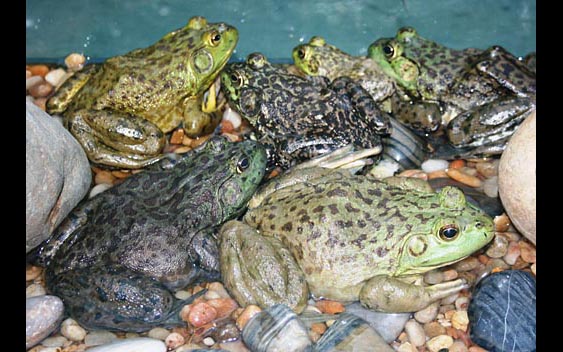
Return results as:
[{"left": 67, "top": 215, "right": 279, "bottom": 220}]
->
[
  {"left": 439, "top": 224, "right": 459, "bottom": 241},
  {"left": 236, "top": 157, "right": 249, "bottom": 173},
  {"left": 383, "top": 43, "right": 395, "bottom": 59},
  {"left": 209, "top": 31, "right": 221, "bottom": 46}
]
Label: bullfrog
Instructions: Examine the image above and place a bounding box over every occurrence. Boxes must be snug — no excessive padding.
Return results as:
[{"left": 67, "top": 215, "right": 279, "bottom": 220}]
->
[
  {"left": 220, "top": 52, "right": 391, "bottom": 173},
  {"left": 47, "top": 16, "right": 238, "bottom": 169},
  {"left": 368, "top": 27, "right": 536, "bottom": 155},
  {"left": 219, "top": 151, "right": 494, "bottom": 313},
  {"left": 28, "top": 136, "right": 267, "bottom": 331}
]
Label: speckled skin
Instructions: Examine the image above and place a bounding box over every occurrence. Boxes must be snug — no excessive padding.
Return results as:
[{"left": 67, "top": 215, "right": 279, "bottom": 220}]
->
[
  {"left": 221, "top": 166, "right": 494, "bottom": 313},
  {"left": 47, "top": 16, "right": 238, "bottom": 169},
  {"left": 368, "top": 27, "right": 536, "bottom": 154},
  {"left": 220, "top": 52, "right": 390, "bottom": 172},
  {"left": 30, "top": 136, "right": 267, "bottom": 331}
]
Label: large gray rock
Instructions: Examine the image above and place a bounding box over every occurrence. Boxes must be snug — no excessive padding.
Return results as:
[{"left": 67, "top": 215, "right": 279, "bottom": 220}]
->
[
  {"left": 26, "top": 295, "right": 65, "bottom": 349},
  {"left": 498, "top": 111, "right": 536, "bottom": 244},
  {"left": 26, "top": 101, "right": 92, "bottom": 252}
]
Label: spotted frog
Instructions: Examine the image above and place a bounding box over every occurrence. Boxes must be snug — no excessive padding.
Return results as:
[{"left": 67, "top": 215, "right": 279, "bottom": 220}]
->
[
  {"left": 219, "top": 151, "right": 494, "bottom": 313},
  {"left": 368, "top": 27, "right": 536, "bottom": 155},
  {"left": 28, "top": 136, "right": 267, "bottom": 331},
  {"left": 47, "top": 16, "right": 238, "bottom": 169},
  {"left": 220, "top": 52, "right": 390, "bottom": 173}
]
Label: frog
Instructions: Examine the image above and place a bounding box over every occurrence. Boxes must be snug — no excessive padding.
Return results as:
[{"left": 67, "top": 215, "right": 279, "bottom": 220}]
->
[
  {"left": 220, "top": 52, "right": 391, "bottom": 173},
  {"left": 27, "top": 136, "right": 267, "bottom": 331},
  {"left": 219, "top": 149, "right": 494, "bottom": 314},
  {"left": 368, "top": 27, "right": 536, "bottom": 156},
  {"left": 46, "top": 16, "right": 238, "bottom": 169}
]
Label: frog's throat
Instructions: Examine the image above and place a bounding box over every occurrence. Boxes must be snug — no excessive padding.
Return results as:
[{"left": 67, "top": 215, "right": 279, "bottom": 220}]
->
[{"left": 393, "top": 255, "right": 469, "bottom": 277}]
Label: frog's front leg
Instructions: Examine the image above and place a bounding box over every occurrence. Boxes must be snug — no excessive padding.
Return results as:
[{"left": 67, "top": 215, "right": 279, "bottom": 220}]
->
[
  {"left": 359, "top": 275, "right": 468, "bottom": 313},
  {"left": 46, "top": 263, "right": 204, "bottom": 332},
  {"left": 67, "top": 109, "right": 166, "bottom": 169},
  {"left": 446, "top": 95, "right": 535, "bottom": 150}
]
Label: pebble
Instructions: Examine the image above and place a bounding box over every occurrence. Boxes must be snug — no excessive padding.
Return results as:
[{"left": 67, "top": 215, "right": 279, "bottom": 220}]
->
[
  {"left": 425, "top": 335, "right": 454, "bottom": 352},
  {"left": 28, "top": 64, "right": 50, "bottom": 77},
  {"left": 482, "top": 176, "right": 499, "bottom": 198},
  {"left": 84, "top": 330, "right": 118, "bottom": 346},
  {"left": 36, "top": 347, "right": 61, "bottom": 352},
  {"left": 316, "top": 299, "right": 345, "bottom": 314},
  {"left": 26, "top": 283, "right": 46, "bottom": 298},
  {"left": 203, "top": 337, "right": 216, "bottom": 346},
  {"left": 40, "top": 336, "right": 68, "bottom": 347},
  {"left": 174, "top": 146, "right": 192, "bottom": 154},
  {"left": 421, "top": 159, "right": 449, "bottom": 173},
  {"left": 414, "top": 301, "right": 440, "bottom": 324},
  {"left": 369, "top": 158, "right": 401, "bottom": 179},
  {"left": 94, "top": 170, "right": 116, "bottom": 185},
  {"left": 26, "top": 295, "right": 65, "bottom": 349},
  {"left": 206, "top": 298, "right": 239, "bottom": 320},
  {"left": 454, "top": 296, "right": 470, "bottom": 311},
  {"left": 27, "top": 75, "right": 44, "bottom": 91},
  {"left": 451, "top": 311, "right": 469, "bottom": 332},
  {"left": 345, "top": 302, "right": 410, "bottom": 343},
  {"left": 531, "top": 263, "right": 536, "bottom": 275},
  {"left": 170, "top": 128, "right": 185, "bottom": 144},
  {"left": 207, "top": 282, "right": 231, "bottom": 299},
  {"left": 223, "top": 106, "right": 242, "bottom": 129},
  {"left": 485, "top": 234, "right": 509, "bottom": 258},
  {"left": 28, "top": 82, "right": 54, "bottom": 98},
  {"left": 423, "top": 270, "right": 444, "bottom": 284},
  {"left": 519, "top": 241, "right": 536, "bottom": 263},
  {"left": 147, "top": 327, "right": 170, "bottom": 341},
  {"left": 404, "top": 319, "right": 426, "bottom": 347},
  {"left": 427, "top": 170, "right": 449, "bottom": 179},
  {"left": 449, "top": 159, "right": 465, "bottom": 169},
  {"left": 165, "top": 332, "right": 185, "bottom": 350},
  {"left": 26, "top": 265, "right": 43, "bottom": 281},
  {"left": 33, "top": 97, "right": 48, "bottom": 111},
  {"left": 468, "top": 270, "right": 536, "bottom": 352},
  {"left": 475, "top": 159, "right": 499, "bottom": 178},
  {"left": 440, "top": 293, "right": 459, "bottom": 305},
  {"left": 86, "top": 337, "right": 166, "bottom": 352},
  {"left": 89, "top": 183, "right": 112, "bottom": 198},
  {"left": 493, "top": 213, "right": 511, "bottom": 232},
  {"left": 188, "top": 302, "right": 218, "bottom": 327},
  {"left": 468, "top": 346, "right": 489, "bottom": 352},
  {"left": 446, "top": 168, "right": 482, "bottom": 188},
  {"left": 423, "top": 321, "right": 446, "bottom": 338},
  {"left": 236, "top": 305, "right": 262, "bottom": 330},
  {"left": 397, "top": 342, "right": 417, "bottom": 352},
  {"left": 442, "top": 269, "right": 458, "bottom": 281},
  {"left": 175, "top": 289, "right": 192, "bottom": 300},
  {"left": 60, "top": 318, "right": 87, "bottom": 342},
  {"left": 449, "top": 340, "right": 469, "bottom": 352},
  {"left": 65, "top": 53, "right": 86, "bottom": 71},
  {"left": 44, "top": 68, "right": 69, "bottom": 88},
  {"left": 397, "top": 169, "right": 428, "bottom": 180},
  {"left": 503, "top": 241, "right": 521, "bottom": 265},
  {"left": 452, "top": 257, "right": 480, "bottom": 272}
]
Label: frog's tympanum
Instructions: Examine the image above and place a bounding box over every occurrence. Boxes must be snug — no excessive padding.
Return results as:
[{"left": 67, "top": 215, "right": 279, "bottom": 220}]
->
[
  {"left": 368, "top": 27, "right": 536, "bottom": 156},
  {"left": 47, "top": 16, "right": 238, "bottom": 169},
  {"left": 220, "top": 158, "right": 494, "bottom": 313},
  {"left": 220, "top": 52, "right": 391, "bottom": 173},
  {"left": 28, "top": 136, "right": 267, "bottom": 331}
]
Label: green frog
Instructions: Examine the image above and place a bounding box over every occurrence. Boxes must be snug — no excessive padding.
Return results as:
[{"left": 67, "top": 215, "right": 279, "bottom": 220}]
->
[
  {"left": 368, "top": 27, "right": 536, "bottom": 155},
  {"left": 219, "top": 151, "right": 494, "bottom": 313},
  {"left": 220, "top": 52, "right": 391, "bottom": 173},
  {"left": 47, "top": 16, "right": 238, "bottom": 169},
  {"left": 28, "top": 136, "right": 267, "bottom": 331}
]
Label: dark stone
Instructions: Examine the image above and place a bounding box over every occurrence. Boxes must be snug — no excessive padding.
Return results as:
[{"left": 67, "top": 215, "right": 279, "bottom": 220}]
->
[{"left": 468, "top": 270, "right": 536, "bottom": 352}]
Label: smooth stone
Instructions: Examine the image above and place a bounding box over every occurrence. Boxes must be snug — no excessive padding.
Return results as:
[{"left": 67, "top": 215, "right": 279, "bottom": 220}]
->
[
  {"left": 468, "top": 270, "right": 536, "bottom": 352},
  {"left": 421, "top": 159, "right": 449, "bottom": 173},
  {"left": 315, "top": 312, "right": 393, "bottom": 352},
  {"left": 26, "top": 283, "right": 47, "bottom": 298},
  {"left": 86, "top": 337, "right": 166, "bottom": 352},
  {"left": 40, "top": 335, "right": 68, "bottom": 347},
  {"left": 26, "top": 100, "right": 92, "bottom": 252},
  {"left": 26, "top": 295, "right": 65, "bottom": 349},
  {"left": 344, "top": 302, "right": 410, "bottom": 343},
  {"left": 498, "top": 111, "right": 536, "bottom": 244},
  {"left": 84, "top": 330, "right": 118, "bottom": 346},
  {"left": 242, "top": 304, "right": 313, "bottom": 352}
]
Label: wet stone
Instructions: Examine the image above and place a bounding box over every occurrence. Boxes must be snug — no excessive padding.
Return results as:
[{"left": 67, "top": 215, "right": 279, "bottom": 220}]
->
[
  {"left": 344, "top": 302, "right": 410, "bottom": 343},
  {"left": 26, "top": 295, "right": 65, "bottom": 349},
  {"left": 84, "top": 330, "right": 118, "bottom": 346},
  {"left": 468, "top": 270, "right": 536, "bottom": 352},
  {"left": 85, "top": 337, "right": 166, "bottom": 352}
]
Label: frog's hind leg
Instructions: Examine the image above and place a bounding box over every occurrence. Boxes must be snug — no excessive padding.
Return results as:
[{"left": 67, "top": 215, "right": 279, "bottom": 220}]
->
[{"left": 46, "top": 264, "right": 201, "bottom": 332}]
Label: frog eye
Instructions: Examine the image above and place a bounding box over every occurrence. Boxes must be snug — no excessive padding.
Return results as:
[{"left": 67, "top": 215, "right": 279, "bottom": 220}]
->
[
  {"left": 229, "top": 71, "right": 244, "bottom": 88},
  {"left": 236, "top": 157, "right": 249, "bottom": 173},
  {"left": 439, "top": 224, "right": 459, "bottom": 241},
  {"left": 297, "top": 47, "right": 306, "bottom": 60},
  {"left": 209, "top": 31, "right": 222, "bottom": 46},
  {"left": 383, "top": 43, "right": 395, "bottom": 59}
]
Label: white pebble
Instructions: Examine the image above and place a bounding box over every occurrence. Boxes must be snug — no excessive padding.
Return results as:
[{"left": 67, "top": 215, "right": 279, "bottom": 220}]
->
[
  {"left": 44, "top": 68, "right": 67, "bottom": 88},
  {"left": 222, "top": 106, "right": 242, "bottom": 129},
  {"left": 369, "top": 158, "right": 400, "bottom": 179},
  {"left": 425, "top": 334, "right": 454, "bottom": 352},
  {"left": 454, "top": 296, "right": 470, "bottom": 310},
  {"left": 89, "top": 183, "right": 113, "bottom": 198},
  {"left": 204, "top": 290, "right": 222, "bottom": 300},
  {"left": 26, "top": 76, "right": 44, "bottom": 91},
  {"left": 421, "top": 159, "right": 449, "bottom": 173},
  {"left": 86, "top": 337, "right": 166, "bottom": 352},
  {"left": 37, "top": 347, "right": 61, "bottom": 352},
  {"left": 40, "top": 336, "right": 68, "bottom": 347},
  {"left": 26, "top": 283, "right": 46, "bottom": 298},
  {"left": 84, "top": 330, "right": 118, "bottom": 346},
  {"left": 404, "top": 319, "right": 426, "bottom": 347},
  {"left": 203, "top": 337, "right": 215, "bottom": 346},
  {"left": 147, "top": 327, "right": 170, "bottom": 341},
  {"left": 414, "top": 301, "right": 439, "bottom": 323},
  {"left": 174, "top": 290, "right": 192, "bottom": 300},
  {"left": 164, "top": 332, "right": 185, "bottom": 349},
  {"left": 483, "top": 175, "right": 499, "bottom": 198},
  {"left": 60, "top": 318, "right": 87, "bottom": 342}
]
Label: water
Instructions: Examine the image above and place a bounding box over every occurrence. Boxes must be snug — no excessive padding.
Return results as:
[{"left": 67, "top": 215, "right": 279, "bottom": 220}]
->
[{"left": 26, "top": 0, "right": 535, "bottom": 63}]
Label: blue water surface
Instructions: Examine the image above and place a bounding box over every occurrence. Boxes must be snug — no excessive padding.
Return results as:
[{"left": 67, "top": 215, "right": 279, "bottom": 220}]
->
[{"left": 26, "top": 0, "right": 535, "bottom": 62}]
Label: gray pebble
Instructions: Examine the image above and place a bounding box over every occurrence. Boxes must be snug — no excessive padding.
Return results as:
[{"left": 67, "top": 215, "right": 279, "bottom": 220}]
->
[
  {"left": 413, "top": 301, "right": 439, "bottom": 324},
  {"left": 452, "top": 257, "right": 480, "bottom": 272},
  {"left": 86, "top": 337, "right": 166, "bottom": 352},
  {"left": 483, "top": 176, "right": 499, "bottom": 198},
  {"left": 40, "top": 335, "right": 68, "bottom": 347},
  {"left": 147, "top": 327, "right": 170, "bottom": 341},
  {"left": 84, "top": 330, "right": 118, "bottom": 346},
  {"left": 26, "top": 283, "right": 46, "bottom": 298},
  {"left": 424, "top": 270, "right": 444, "bottom": 284},
  {"left": 344, "top": 302, "right": 410, "bottom": 343},
  {"left": 404, "top": 319, "right": 426, "bottom": 347},
  {"left": 485, "top": 234, "right": 509, "bottom": 258},
  {"left": 26, "top": 295, "right": 64, "bottom": 349}
]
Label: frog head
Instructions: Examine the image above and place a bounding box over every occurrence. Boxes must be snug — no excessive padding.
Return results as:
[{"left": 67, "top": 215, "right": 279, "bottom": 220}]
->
[
  {"left": 158, "top": 16, "right": 239, "bottom": 95},
  {"left": 220, "top": 52, "right": 271, "bottom": 125},
  {"left": 292, "top": 36, "right": 358, "bottom": 80},
  {"left": 394, "top": 186, "right": 494, "bottom": 276}
]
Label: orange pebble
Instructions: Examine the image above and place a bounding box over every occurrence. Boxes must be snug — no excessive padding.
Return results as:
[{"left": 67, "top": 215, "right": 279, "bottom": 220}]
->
[
  {"left": 187, "top": 302, "right": 217, "bottom": 328},
  {"left": 477, "top": 254, "right": 489, "bottom": 265},
  {"left": 446, "top": 168, "right": 482, "bottom": 188},
  {"left": 221, "top": 120, "right": 235, "bottom": 134},
  {"left": 427, "top": 170, "right": 449, "bottom": 179},
  {"left": 315, "top": 300, "right": 345, "bottom": 314},
  {"left": 170, "top": 129, "right": 185, "bottom": 144},
  {"left": 446, "top": 326, "right": 459, "bottom": 339},
  {"left": 449, "top": 159, "right": 466, "bottom": 169},
  {"left": 32, "top": 97, "right": 47, "bottom": 111},
  {"left": 206, "top": 298, "right": 239, "bottom": 320},
  {"left": 94, "top": 170, "right": 116, "bottom": 185},
  {"left": 311, "top": 322, "right": 327, "bottom": 335},
  {"left": 236, "top": 305, "right": 262, "bottom": 330},
  {"left": 111, "top": 170, "right": 130, "bottom": 179},
  {"left": 28, "top": 64, "right": 50, "bottom": 77}
]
